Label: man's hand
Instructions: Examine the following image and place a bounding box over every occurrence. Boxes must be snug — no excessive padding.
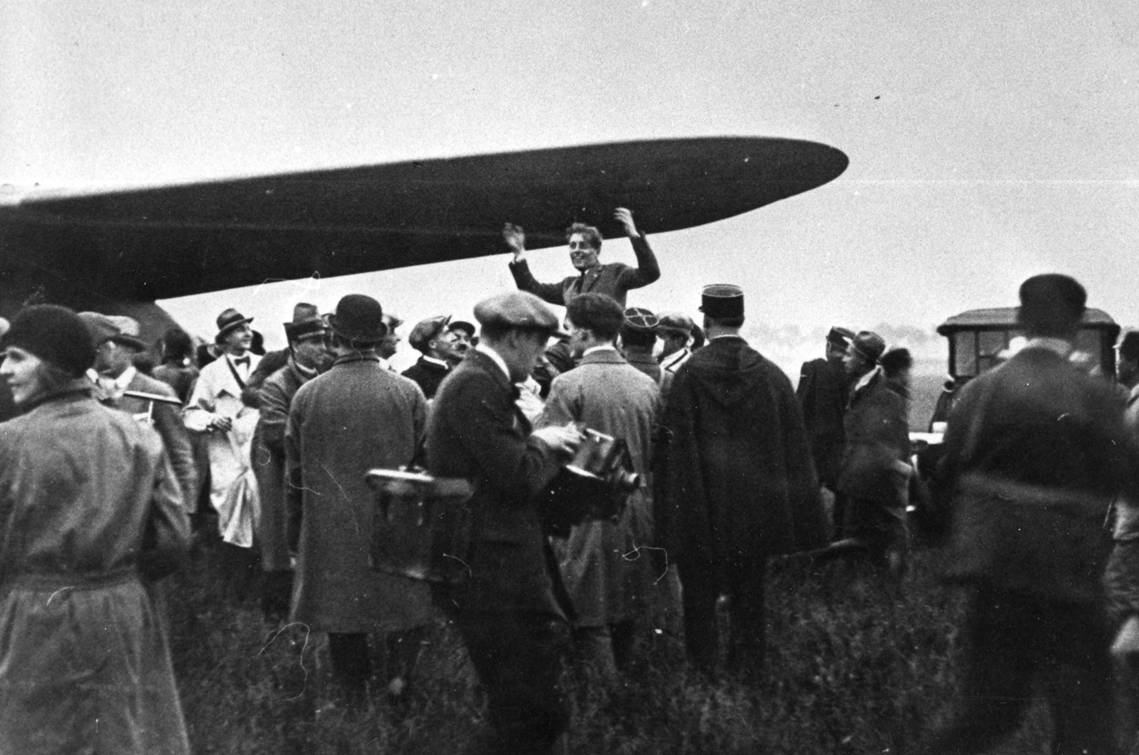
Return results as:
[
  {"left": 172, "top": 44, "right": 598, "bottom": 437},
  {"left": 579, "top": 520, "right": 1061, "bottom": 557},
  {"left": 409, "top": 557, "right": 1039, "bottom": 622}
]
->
[
  {"left": 208, "top": 414, "right": 234, "bottom": 433},
  {"left": 503, "top": 222, "right": 527, "bottom": 262},
  {"left": 614, "top": 207, "right": 640, "bottom": 239},
  {"left": 531, "top": 423, "right": 583, "bottom": 459}
]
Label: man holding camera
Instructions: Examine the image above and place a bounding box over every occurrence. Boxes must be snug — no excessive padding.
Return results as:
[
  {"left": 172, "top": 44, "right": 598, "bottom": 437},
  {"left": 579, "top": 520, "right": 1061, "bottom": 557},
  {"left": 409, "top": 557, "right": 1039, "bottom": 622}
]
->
[{"left": 426, "top": 290, "right": 582, "bottom": 754}]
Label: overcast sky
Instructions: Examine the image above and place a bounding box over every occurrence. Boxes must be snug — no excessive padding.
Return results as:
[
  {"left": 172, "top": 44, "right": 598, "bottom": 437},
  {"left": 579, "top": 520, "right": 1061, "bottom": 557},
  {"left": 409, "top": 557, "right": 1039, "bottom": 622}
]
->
[{"left": 3, "top": 0, "right": 1137, "bottom": 372}]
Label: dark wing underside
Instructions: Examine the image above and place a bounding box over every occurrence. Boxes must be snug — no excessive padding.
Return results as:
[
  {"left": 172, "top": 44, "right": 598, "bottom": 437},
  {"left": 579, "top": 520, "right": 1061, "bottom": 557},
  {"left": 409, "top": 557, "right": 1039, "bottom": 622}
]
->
[{"left": 0, "top": 137, "right": 847, "bottom": 302}]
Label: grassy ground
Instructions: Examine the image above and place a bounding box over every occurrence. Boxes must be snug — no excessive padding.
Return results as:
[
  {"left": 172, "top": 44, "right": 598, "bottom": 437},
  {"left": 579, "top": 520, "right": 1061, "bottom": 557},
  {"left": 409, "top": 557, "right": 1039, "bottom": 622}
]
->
[{"left": 167, "top": 541, "right": 1055, "bottom": 754}]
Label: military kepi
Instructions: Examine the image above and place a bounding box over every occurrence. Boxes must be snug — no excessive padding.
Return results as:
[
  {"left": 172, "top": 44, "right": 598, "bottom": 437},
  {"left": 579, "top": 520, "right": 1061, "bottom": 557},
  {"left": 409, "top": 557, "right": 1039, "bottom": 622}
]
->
[{"left": 700, "top": 284, "right": 744, "bottom": 319}]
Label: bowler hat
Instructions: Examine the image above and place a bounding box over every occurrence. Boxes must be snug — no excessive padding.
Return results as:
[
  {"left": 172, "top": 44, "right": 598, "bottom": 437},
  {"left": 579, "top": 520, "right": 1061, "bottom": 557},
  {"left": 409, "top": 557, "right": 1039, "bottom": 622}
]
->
[
  {"left": 409, "top": 315, "right": 452, "bottom": 352},
  {"left": 700, "top": 284, "right": 744, "bottom": 319},
  {"left": 1018, "top": 274, "right": 1087, "bottom": 336},
  {"left": 328, "top": 294, "right": 387, "bottom": 344},
  {"left": 474, "top": 291, "right": 565, "bottom": 336},
  {"left": 850, "top": 331, "right": 886, "bottom": 363},
  {"left": 216, "top": 308, "right": 253, "bottom": 343}
]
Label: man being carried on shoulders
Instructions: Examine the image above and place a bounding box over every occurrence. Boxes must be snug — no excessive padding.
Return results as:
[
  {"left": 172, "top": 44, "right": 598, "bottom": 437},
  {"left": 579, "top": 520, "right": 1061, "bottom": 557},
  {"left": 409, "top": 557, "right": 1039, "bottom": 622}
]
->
[{"left": 505, "top": 207, "right": 660, "bottom": 309}]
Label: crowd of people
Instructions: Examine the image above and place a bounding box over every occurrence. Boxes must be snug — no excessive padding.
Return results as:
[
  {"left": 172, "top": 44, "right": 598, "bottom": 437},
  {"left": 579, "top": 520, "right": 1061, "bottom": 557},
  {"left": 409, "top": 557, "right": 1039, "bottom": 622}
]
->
[{"left": 1, "top": 206, "right": 1139, "bottom": 753}]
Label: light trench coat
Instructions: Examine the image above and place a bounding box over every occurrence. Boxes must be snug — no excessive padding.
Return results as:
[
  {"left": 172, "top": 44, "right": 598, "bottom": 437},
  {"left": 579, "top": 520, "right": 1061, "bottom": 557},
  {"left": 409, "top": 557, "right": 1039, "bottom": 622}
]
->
[{"left": 0, "top": 384, "right": 191, "bottom": 754}]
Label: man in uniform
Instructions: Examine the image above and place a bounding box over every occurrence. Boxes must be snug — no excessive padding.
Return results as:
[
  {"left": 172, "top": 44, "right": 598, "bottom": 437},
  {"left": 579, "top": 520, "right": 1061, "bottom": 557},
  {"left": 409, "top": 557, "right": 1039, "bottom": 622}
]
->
[
  {"left": 504, "top": 207, "right": 660, "bottom": 309},
  {"left": 925, "top": 274, "right": 1139, "bottom": 754},
  {"left": 796, "top": 327, "right": 855, "bottom": 501},
  {"left": 426, "top": 290, "right": 582, "bottom": 753},
  {"left": 286, "top": 294, "right": 431, "bottom": 706},
  {"left": 252, "top": 310, "right": 330, "bottom": 622},
  {"left": 657, "top": 285, "right": 824, "bottom": 677}
]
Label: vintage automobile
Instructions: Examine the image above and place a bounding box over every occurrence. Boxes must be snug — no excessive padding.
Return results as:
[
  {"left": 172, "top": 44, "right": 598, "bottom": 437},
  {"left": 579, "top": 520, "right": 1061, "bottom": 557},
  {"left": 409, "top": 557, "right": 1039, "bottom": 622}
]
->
[{"left": 908, "top": 306, "right": 1121, "bottom": 536}]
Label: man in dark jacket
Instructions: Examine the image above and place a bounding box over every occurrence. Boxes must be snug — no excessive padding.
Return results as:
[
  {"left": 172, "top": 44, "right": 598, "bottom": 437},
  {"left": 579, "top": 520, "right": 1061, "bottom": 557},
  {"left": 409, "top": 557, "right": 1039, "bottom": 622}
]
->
[
  {"left": 504, "top": 207, "right": 660, "bottom": 309},
  {"left": 401, "top": 314, "right": 460, "bottom": 399},
  {"left": 924, "top": 274, "right": 1139, "bottom": 755},
  {"left": 833, "top": 331, "right": 911, "bottom": 567},
  {"left": 657, "top": 284, "right": 824, "bottom": 676},
  {"left": 426, "top": 291, "right": 582, "bottom": 753},
  {"left": 796, "top": 326, "right": 855, "bottom": 496}
]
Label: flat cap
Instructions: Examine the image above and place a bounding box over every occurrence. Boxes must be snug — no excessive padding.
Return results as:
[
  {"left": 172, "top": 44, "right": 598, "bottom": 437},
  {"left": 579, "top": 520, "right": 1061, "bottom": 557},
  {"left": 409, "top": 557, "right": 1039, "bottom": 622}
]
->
[
  {"left": 474, "top": 291, "right": 564, "bottom": 336},
  {"left": 447, "top": 319, "right": 476, "bottom": 338},
  {"left": 656, "top": 312, "right": 696, "bottom": 337},
  {"left": 623, "top": 307, "right": 659, "bottom": 334},
  {"left": 850, "top": 331, "right": 886, "bottom": 363},
  {"left": 78, "top": 311, "right": 120, "bottom": 347},
  {"left": 700, "top": 283, "right": 744, "bottom": 319},
  {"left": 409, "top": 315, "right": 452, "bottom": 352}
]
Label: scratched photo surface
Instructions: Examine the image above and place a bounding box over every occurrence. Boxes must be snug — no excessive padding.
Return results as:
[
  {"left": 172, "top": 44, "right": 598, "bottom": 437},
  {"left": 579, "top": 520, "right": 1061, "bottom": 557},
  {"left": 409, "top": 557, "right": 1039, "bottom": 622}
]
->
[{"left": 3, "top": 1, "right": 1137, "bottom": 752}]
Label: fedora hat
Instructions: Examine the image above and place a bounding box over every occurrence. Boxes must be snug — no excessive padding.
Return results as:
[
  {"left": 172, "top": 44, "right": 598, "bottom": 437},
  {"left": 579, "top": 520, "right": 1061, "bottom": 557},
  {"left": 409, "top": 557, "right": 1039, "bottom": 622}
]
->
[{"left": 216, "top": 308, "right": 253, "bottom": 343}]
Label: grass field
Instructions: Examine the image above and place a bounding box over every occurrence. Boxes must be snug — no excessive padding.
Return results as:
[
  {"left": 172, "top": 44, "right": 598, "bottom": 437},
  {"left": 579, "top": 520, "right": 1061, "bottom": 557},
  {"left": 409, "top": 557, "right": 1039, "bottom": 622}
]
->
[{"left": 167, "top": 538, "right": 1060, "bottom": 754}]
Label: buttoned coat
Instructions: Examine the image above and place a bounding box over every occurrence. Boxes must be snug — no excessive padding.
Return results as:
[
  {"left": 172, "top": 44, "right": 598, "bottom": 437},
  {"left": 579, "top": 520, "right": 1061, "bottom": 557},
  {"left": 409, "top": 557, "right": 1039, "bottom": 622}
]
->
[
  {"left": 117, "top": 370, "right": 199, "bottom": 510},
  {"left": 540, "top": 349, "right": 660, "bottom": 627},
  {"left": 426, "top": 349, "right": 565, "bottom": 617},
  {"left": 656, "top": 337, "right": 824, "bottom": 579},
  {"left": 508, "top": 235, "right": 661, "bottom": 309},
  {"left": 286, "top": 354, "right": 432, "bottom": 632},
  {"left": 0, "top": 385, "right": 190, "bottom": 754},
  {"left": 401, "top": 356, "right": 450, "bottom": 399},
  {"left": 253, "top": 358, "right": 312, "bottom": 572}
]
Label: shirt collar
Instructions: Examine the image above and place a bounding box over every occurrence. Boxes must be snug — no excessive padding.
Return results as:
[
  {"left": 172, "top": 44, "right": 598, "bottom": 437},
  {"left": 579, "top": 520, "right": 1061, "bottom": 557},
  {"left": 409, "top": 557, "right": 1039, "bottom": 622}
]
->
[
  {"left": 583, "top": 344, "right": 618, "bottom": 357},
  {"left": 421, "top": 355, "right": 450, "bottom": 369},
  {"left": 1023, "top": 336, "right": 1073, "bottom": 359},
  {"left": 111, "top": 365, "right": 137, "bottom": 391},
  {"left": 476, "top": 343, "right": 511, "bottom": 382},
  {"left": 854, "top": 365, "right": 881, "bottom": 393}
]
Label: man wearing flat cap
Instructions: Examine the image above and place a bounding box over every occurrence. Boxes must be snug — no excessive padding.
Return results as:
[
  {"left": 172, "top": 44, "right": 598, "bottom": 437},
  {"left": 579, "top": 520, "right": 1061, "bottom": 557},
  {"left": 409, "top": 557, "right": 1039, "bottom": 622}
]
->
[
  {"left": 401, "top": 315, "right": 460, "bottom": 399},
  {"left": 184, "top": 308, "right": 262, "bottom": 520},
  {"left": 286, "top": 294, "right": 431, "bottom": 706},
  {"left": 656, "top": 284, "right": 824, "bottom": 677},
  {"left": 444, "top": 319, "right": 475, "bottom": 367},
  {"left": 427, "top": 290, "right": 583, "bottom": 752},
  {"left": 504, "top": 207, "right": 661, "bottom": 309},
  {"left": 251, "top": 309, "right": 331, "bottom": 623},
  {"left": 797, "top": 327, "right": 856, "bottom": 503},
  {"left": 656, "top": 312, "right": 697, "bottom": 401},
  {"left": 80, "top": 312, "right": 198, "bottom": 511},
  {"left": 924, "top": 274, "right": 1139, "bottom": 754},
  {"left": 620, "top": 306, "right": 662, "bottom": 383},
  {"left": 832, "top": 330, "right": 911, "bottom": 562}
]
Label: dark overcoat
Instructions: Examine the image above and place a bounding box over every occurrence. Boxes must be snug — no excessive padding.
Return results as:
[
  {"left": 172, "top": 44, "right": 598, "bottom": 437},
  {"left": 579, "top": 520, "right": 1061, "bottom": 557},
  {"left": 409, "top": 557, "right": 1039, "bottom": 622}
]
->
[
  {"left": 425, "top": 349, "right": 565, "bottom": 617},
  {"left": 254, "top": 358, "right": 311, "bottom": 572},
  {"left": 934, "top": 345, "right": 1139, "bottom": 601},
  {"left": 117, "top": 370, "right": 199, "bottom": 509},
  {"left": 286, "top": 354, "right": 432, "bottom": 632},
  {"left": 796, "top": 356, "right": 850, "bottom": 487},
  {"left": 401, "top": 356, "right": 450, "bottom": 399},
  {"left": 835, "top": 369, "right": 910, "bottom": 503},
  {"left": 656, "top": 337, "right": 824, "bottom": 578}
]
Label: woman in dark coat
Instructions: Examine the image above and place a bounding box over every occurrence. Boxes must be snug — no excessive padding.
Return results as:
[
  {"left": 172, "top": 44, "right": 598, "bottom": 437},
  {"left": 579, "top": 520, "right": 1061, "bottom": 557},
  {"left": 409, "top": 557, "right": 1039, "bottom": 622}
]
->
[{"left": 0, "top": 305, "right": 191, "bottom": 754}]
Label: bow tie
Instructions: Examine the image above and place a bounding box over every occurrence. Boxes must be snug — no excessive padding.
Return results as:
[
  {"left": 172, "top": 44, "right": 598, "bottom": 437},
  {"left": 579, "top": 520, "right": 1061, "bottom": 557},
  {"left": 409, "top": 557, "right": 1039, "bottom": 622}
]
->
[{"left": 233, "top": 357, "right": 250, "bottom": 366}]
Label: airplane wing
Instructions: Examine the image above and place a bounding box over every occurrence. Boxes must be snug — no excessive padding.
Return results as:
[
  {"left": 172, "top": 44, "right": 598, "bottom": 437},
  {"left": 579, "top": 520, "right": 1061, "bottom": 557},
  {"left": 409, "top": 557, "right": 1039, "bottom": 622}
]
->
[{"left": 0, "top": 136, "right": 847, "bottom": 303}]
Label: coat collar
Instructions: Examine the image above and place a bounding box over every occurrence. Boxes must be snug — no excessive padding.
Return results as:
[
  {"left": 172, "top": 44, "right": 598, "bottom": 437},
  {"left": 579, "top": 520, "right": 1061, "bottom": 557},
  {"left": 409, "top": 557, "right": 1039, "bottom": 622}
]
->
[{"left": 579, "top": 348, "right": 626, "bottom": 366}]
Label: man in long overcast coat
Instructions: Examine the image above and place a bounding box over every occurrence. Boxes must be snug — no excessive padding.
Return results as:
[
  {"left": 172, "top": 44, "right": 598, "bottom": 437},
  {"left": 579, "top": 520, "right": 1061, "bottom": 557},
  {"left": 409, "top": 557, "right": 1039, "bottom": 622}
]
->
[{"left": 657, "top": 284, "right": 825, "bottom": 677}]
